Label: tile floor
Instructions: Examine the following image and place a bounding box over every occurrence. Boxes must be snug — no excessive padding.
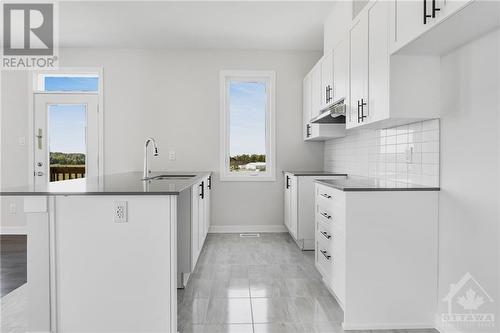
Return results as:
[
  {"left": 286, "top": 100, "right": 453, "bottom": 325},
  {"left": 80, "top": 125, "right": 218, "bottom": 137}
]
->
[{"left": 177, "top": 233, "right": 437, "bottom": 333}]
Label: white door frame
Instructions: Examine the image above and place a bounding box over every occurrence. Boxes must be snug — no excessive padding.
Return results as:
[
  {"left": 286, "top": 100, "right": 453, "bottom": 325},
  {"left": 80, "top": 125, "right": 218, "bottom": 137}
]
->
[{"left": 28, "top": 68, "right": 104, "bottom": 185}]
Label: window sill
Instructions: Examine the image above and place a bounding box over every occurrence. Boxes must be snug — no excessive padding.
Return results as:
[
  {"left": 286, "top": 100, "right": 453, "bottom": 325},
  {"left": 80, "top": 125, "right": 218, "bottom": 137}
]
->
[{"left": 220, "top": 174, "right": 276, "bottom": 182}]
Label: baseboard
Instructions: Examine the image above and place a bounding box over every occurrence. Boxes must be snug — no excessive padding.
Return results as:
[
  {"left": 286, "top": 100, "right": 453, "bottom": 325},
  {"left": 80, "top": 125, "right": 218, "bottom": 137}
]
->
[
  {"left": 342, "top": 322, "right": 435, "bottom": 330},
  {"left": 0, "top": 226, "right": 27, "bottom": 235},
  {"left": 208, "top": 224, "right": 287, "bottom": 233}
]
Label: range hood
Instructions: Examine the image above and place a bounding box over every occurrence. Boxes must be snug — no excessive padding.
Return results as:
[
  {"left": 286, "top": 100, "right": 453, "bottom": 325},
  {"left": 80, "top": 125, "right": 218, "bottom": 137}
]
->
[{"left": 310, "top": 98, "right": 346, "bottom": 124}]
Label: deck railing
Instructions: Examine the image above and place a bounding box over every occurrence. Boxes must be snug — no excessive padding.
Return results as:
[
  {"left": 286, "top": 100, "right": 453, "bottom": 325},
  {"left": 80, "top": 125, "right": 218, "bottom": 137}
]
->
[{"left": 50, "top": 166, "right": 85, "bottom": 182}]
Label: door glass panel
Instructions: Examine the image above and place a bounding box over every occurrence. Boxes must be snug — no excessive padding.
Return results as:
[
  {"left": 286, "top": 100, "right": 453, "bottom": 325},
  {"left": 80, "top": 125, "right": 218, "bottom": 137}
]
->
[{"left": 48, "top": 104, "right": 87, "bottom": 182}]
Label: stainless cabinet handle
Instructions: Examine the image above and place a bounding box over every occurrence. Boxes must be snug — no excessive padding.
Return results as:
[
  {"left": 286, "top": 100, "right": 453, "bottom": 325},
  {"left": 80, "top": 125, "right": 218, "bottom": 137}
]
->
[
  {"left": 320, "top": 250, "right": 331, "bottom": 260},
  {"left": 321, "top": 212, "right": 332, "bottom": 220},
  {"left": 320, "top": 193, "right": 331, "bottom": 199},
  {"left": 320, "top": 231, "right": 331, "bottom": 240}
]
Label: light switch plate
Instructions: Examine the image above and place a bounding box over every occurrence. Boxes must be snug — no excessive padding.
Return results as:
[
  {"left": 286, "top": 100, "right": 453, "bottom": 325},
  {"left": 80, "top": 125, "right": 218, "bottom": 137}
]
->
[
  {"left": 114, "top": 201, "right": 128, "bottom": 223},
  {"left": 169, "top": 151, "right": 176, "bottom": 161}
]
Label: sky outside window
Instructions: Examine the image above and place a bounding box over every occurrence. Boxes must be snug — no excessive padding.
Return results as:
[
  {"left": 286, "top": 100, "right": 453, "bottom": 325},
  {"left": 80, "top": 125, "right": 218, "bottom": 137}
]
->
[
  {"left": 48, "top": 104, "right": 86, "bottom": 154},
  {"left": 229, "top": 80, "right": 267, "bottom": 156}
]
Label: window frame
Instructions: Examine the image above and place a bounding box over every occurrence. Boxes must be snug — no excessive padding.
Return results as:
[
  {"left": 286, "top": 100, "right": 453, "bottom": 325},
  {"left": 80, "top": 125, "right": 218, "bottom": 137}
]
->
[
  {"left": 34, "top": 69, "right": 101, "bottom": 93},
  {"left": 219, "top": 70, "right": 276, "bottom": 182}
]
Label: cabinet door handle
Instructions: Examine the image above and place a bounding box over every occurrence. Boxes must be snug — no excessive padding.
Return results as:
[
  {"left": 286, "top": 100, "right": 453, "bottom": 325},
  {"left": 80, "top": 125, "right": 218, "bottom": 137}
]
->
[
  {"left": 286, "top": 176, "right": 290, "bottom": 189},
  {"left": 432, "top": 0, "right": 440, "bottom": 18},
  {"left": 320, "top": 250, "right": 331, "bottom": 260},
  {"left": 321, "top": 212, "right": 332, "bottom": 220},
  {"left": 423, "top": 0, "right": 432, "bottom": 24},
  {"left": 306, "top": 124, "right": 311, "bottom": 138},
  {"left": 358, "top": 98, "right": 367, "bottom": 122},
  {"left": 328, "top": 86, "right": 333, "bottom": 103},
  {"left": 320, "top": 231, "right": 332, "bottom": 240},
  {"left": 325, "top": 86, "right": 329, "bottom": 104},
  {"left": 320, "top": 193, "right": 331, "bottom": 199},
  {"left": 208, "top": 176, "right": 212, "bottom": 190},
  {"left": 357, "top": 100, "right": 361, "bottom": 123},
  {"left": 199, "top": 181, "right": 204, "bottom": 199}
]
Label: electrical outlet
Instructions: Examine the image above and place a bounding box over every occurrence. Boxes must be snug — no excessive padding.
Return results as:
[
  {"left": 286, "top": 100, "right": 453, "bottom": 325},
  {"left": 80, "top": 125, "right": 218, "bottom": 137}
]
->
[
  {"left": 169, "top": 151, "right": 176, "bottom": 161},
  {"left": 8, "top": 203, "right": 17, "bottom": 214},
  {"left": 114, "top": 201, "right": 127, "bottom": 223},
  {"left": 18, "top": 137, "right": 26, "bottom": 146}
]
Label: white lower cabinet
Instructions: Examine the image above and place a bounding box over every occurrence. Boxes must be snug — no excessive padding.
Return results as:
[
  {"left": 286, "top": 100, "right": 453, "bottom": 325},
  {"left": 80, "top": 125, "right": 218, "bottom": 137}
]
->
[
  {"left": 178, "top": 174, "right": 211, "bottom": 287},
  {"left": 314, "top": 183, "right": 439, "bottom": 330},
  {"left": 283, "top": 173, "right": 346, "bottom": 250}
]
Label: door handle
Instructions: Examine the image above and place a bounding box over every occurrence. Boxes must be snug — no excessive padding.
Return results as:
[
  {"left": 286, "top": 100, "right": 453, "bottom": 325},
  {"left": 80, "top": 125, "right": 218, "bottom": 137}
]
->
[
  {"left": 36, "top": 128, "right": 43, "bottom": 150},
  {"left": 321, "top": 212, "right": 332, "bottom": 220},
  {"left": 36, "top": 171, "right": 44, "bottom": 176},
  {"left": 423, "top": 0, "right": 432, "bottom": 24},
  {"left": 432, "top": 0, "right": 440, "bottom": 18},
  {"left": 199, "top": 182, "right": 204, "bottom": 199},
  {"left": 320, "top": 231, "right": 332, "bottom": 240},
  {"left": 320, "top": 250, "right": 331, "bottom": 260},
  {"left": 286, "top": 176, "right": 290, "bottom": 189}
]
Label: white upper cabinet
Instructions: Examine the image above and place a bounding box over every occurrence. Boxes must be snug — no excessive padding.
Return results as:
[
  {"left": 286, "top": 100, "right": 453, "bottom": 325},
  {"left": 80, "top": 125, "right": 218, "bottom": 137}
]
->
[
  {"left": 348, "top": 12, "right": 369, "bottom": 129},
  {"left": 303, "top": 74, "right": 312, "bottom": 141},
  {"left": 332, "top": 38, "right": 348, "bottom": 104},
  {"left": 367, "top": 0, "right": 390, "bottom": 124},
  {"left": 391, "top": 0, "right": 473, "bottom": 53},
  {"left": 321, "top": 50, "right": 334, "bottom": 108},
  {"left": 310, "top": 63, "right": 322, "bottom": 119}
]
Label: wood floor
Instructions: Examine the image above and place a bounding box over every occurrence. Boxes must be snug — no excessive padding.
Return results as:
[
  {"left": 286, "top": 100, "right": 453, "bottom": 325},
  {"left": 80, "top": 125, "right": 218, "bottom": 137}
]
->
[
  {"left": 0, "top": 235, "right": 27, "bottom": 297},
  {"left": 177, "top": 233, "right": 438, "bottom": 333}
]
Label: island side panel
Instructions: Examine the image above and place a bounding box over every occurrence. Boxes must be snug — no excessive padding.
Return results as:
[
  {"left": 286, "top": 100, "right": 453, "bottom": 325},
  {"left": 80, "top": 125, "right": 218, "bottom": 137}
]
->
[
  {"left": 53, "top": 195, "right": 175, "bottom": 333},
  {"left": 24, "top": 196, "right": 51, "bottom": 333}
]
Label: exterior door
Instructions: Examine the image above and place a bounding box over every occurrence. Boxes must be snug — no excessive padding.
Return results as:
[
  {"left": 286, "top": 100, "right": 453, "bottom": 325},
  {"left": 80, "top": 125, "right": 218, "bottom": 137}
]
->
[{"left": 34, "top": 93, "right": 99, "bottom": 186}]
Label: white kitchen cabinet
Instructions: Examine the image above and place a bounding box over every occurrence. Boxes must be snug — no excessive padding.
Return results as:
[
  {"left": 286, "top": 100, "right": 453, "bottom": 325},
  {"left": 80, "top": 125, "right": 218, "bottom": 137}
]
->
[
  {"left": 178, "top": 174, "right": 211, "bottom": 287},
  {"left": 332, "top": 37, "right": 348, "bottom": 104},
  {"left": 348, "top": 0, "right": 440, "bottom": 130},
  {"left": 310, "top": 63, "right": 322, "bottom": 119},
  {"left": 391, "top": 0, "right": 473, "bottom": 53},
  {"left": 314, "top": 182, "right": 438, "bottom": 329},
  {"left": 284, "top": 173, "right": 346, "bottom": 250},
  {"left": 303, "top": 71, "right": 346, "bottom": 142},
  {"left": 321, "top": 50, "right": 334, "bottom": 108},
  {"left": 347, "top": 12, "right": 369, "bottom": 129}
]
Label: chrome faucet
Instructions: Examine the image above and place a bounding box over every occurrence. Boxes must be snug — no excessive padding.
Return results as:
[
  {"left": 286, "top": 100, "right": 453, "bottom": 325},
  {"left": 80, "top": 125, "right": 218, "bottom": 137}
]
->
[{"left": 143, "top": 138, "right": 159, "bottom": 180}]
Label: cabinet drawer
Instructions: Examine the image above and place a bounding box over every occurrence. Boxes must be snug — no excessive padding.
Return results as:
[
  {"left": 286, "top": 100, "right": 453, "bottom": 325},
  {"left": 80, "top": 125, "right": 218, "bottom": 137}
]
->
[
  {"left": 316, "top": 204, "right": 345, "bottom": 232},
  {"left": 316, "top": 184, "right": 344, "bottom": 210},
  {"left": 316, "top": 240, "right": 334, "bottom": 278}
]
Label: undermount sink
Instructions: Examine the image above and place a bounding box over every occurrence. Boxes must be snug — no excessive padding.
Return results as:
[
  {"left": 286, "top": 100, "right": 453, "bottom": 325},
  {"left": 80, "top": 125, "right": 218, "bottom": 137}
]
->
[{"left": 145, "top": 175, "right": 196, "bottom": 180}]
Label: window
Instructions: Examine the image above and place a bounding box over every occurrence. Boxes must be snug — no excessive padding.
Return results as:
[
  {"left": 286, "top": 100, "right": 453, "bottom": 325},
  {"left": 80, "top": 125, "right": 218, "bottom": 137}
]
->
[
  {"left": 35, "top": 72, "right": 100, "bottom": 92},
  {"left": 220, "top": 70, "right": 276, "bottom": 181}
]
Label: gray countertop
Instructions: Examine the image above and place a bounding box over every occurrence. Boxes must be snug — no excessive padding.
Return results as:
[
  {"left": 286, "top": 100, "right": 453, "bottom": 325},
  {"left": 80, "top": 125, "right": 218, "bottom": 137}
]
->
[
  {"left": 283, "top": 171, "right": 348, "bottom": 177},
  {"left": 314, "top": 176, "right": 440, "bottom": 191},
  {"left": 0, "top": 171, "right": 212, "bottom": 196}
]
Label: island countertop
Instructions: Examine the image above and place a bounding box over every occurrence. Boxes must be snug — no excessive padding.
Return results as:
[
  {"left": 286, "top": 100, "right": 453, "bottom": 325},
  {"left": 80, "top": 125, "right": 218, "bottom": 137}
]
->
[
  {"left": 314, "top": 176, "right": 440, "bottom": 191},
  {"left": 0, "top": 171, "right": 212, "bottom": 196}
]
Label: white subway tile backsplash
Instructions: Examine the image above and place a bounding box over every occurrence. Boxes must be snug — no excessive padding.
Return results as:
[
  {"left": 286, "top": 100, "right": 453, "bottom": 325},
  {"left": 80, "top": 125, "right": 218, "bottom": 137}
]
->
[{"left": 324, "top": 120, "right": 440, "bottom": 187}]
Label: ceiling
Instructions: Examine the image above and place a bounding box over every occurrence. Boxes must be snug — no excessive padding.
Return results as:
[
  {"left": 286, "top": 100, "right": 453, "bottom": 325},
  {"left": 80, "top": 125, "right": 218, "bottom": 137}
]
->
[{"left": 59, "top": 1, "right": 335, "bottom": 51}]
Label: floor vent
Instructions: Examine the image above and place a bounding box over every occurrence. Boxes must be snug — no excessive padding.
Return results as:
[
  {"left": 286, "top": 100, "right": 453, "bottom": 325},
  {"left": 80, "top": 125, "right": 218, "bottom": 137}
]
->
[{"left": 239, "top": 233, "right": 260, "bottom": 238}]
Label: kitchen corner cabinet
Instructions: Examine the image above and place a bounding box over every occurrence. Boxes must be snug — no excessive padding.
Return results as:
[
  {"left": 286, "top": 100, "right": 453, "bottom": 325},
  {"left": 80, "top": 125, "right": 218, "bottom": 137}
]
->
[
  {"left": 348, "top": 0, "right": 440, "bottom": 130},
  {"left": 284, "top": 173, "right": 345, "bottom": 250},
  {"left": 314, "top": 183, "right": 438, "bottom": 329},
  {"left": 178, "top": 174, "right": 211, "bottom": 287},
  {"left": 391, "top": 0, "right": 472, "bottom": 54}
]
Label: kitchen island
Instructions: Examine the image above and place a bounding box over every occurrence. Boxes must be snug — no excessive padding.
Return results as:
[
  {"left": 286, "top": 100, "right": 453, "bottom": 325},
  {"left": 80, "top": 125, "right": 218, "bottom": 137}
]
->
[{"left": 0, "top": 171, "right": 211, "bottom": 333}]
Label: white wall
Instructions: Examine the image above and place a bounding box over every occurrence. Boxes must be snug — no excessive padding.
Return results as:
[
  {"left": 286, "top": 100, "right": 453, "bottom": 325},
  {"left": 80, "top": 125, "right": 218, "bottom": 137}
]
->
[
  {"left": 0, "top": 48, "right": 324, "bottom": 230},
  {"left": 437, "top": 29, "right": 499, "bottom": 332}
]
